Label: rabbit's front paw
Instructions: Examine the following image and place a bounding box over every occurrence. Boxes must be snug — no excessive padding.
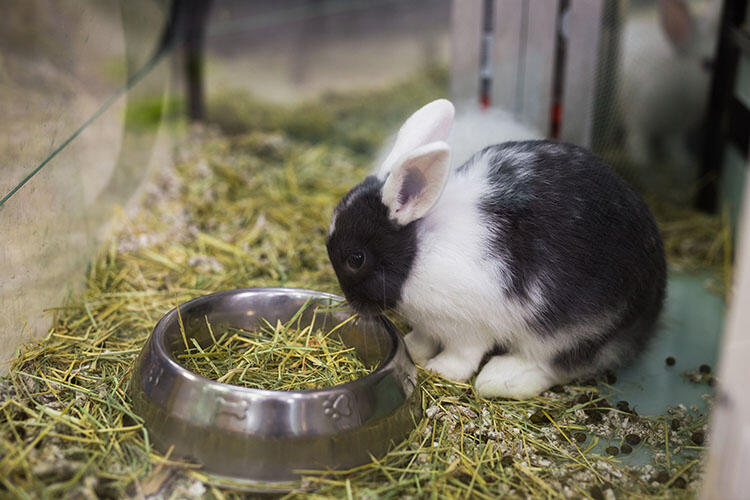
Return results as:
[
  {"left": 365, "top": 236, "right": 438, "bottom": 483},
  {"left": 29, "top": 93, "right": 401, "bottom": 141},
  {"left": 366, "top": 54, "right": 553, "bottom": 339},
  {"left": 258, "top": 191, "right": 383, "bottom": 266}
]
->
[
  {"left": 474, "top": 355, "right": 556, "bottom": 400},
  {"left": 425, "top": 353, "right": 472, "bottom": 382},
  {"left": 404, "top": 330, "right": 439, "bottom": 365},
  {"left": 424, "top": 349, "right": 483, "bottom": 383}
]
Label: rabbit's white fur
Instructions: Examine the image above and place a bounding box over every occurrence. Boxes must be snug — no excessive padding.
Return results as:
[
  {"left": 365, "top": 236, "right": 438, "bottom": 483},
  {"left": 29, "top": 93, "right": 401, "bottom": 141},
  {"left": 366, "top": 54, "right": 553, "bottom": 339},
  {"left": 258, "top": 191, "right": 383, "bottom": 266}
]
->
[
  {"left": 398, "top": 147, "right": 553, "bottom": 397},
  {"left": 376, "top": 103, "right": 552, "bottom": 398}
]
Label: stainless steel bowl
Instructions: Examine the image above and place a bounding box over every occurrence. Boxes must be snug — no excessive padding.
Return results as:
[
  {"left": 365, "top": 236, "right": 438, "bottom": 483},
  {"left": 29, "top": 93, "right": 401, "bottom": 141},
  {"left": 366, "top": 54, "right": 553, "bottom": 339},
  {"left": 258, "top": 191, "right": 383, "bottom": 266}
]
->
[{"left": 130, "top": 288, "right": 420, "bottom": 488}]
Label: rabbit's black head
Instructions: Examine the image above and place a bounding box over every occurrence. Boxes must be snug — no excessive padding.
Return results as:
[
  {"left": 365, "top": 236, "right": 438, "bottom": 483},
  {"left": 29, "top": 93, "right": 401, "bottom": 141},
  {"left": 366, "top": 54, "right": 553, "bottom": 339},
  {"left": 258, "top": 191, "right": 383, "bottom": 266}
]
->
[
  {"left": 326, "top": 176, "right": 417, "bottom": 315},
  {"left": 326, "top": 99, "right": 455, "bottom": 315}
]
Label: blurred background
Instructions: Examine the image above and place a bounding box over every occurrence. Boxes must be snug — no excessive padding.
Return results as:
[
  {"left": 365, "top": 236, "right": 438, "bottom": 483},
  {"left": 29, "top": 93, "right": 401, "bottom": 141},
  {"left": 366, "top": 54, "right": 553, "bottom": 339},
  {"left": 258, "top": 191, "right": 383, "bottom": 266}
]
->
[{"left": 3, "top": 0, "right": 750, "bottom": 496}]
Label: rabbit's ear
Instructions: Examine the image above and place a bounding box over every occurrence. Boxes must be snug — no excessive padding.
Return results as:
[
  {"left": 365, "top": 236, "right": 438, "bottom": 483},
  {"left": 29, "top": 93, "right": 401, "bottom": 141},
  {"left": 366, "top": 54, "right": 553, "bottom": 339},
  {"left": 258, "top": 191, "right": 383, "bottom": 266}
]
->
[
  {"left": 659, "top": 0, "right": 695, "bottom": 53},
  {"left": 381, "top": 141, "right": 451, "bottom": 226},
  {"left": 378, "top": 99, "right": 455, "bottom": 178}
]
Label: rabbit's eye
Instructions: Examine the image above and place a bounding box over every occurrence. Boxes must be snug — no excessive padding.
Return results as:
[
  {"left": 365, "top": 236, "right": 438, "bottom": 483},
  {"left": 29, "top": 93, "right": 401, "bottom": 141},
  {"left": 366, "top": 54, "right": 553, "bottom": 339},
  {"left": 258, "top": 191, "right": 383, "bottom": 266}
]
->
[{"left": 346, "top": 251, "right": 365, "bottom": 271}]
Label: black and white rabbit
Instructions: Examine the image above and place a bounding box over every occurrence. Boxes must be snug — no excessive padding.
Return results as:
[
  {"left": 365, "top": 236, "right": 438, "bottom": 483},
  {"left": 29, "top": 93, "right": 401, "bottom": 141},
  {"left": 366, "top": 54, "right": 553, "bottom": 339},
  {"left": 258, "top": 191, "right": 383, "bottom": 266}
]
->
[{"left": 326, "top": 99, "right": 666, "bottom": 399}]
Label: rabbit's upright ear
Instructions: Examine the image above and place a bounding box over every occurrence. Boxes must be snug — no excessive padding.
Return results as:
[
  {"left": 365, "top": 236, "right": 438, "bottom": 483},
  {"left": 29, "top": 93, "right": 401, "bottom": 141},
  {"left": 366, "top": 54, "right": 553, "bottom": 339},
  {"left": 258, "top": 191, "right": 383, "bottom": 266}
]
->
[
  {"left": 381, "top": 141, "right": 451, "bottom": 226},
  {"left": 659, "top": 0, "right": 695, "bottom": 53},
  {"left": 378, "top": 99, "right": 455, "bottom": 178}
]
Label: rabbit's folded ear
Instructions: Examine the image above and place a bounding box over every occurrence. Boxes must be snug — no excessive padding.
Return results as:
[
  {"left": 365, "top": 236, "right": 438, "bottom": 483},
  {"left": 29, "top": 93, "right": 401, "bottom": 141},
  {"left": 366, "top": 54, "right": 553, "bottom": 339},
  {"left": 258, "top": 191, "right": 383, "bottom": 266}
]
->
[
  {"left": 378, "top": 99, "right": 455, "bottom": 178},
  {"left": 382, "top": 141, "right": 451, "bottom": 226}
]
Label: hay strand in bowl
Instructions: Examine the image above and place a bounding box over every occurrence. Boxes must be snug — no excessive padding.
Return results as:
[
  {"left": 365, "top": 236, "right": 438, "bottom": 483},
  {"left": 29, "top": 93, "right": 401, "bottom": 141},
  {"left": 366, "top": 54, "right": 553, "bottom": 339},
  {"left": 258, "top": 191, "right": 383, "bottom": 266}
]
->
[{"left": 175, "top": 302, "right": 372, "bottom": 391}]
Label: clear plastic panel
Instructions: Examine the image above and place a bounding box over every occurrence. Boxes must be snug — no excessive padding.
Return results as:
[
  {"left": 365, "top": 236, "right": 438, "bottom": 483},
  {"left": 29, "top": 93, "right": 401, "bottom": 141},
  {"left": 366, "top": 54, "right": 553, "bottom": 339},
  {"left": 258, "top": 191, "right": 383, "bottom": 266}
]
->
[
  {"left": 0, "top": 0, "right": 173, "bottom": 371},
  {"left": 0, "top": 0, "right": 453, "bottom": 371}
]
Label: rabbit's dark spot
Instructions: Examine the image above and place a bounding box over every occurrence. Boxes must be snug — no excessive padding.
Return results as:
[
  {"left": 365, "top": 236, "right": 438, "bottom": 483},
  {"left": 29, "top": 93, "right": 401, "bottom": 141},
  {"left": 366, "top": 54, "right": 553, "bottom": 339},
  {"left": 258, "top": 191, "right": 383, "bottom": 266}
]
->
[
  {"left": 553, "top": 336, "right": 610, "bottom": 374},
  {"left": 472, "top": 141, "right": 665, "bottom": 380},
  {"left": 484, "top": 343, "right": 507, "bottom": 358}
]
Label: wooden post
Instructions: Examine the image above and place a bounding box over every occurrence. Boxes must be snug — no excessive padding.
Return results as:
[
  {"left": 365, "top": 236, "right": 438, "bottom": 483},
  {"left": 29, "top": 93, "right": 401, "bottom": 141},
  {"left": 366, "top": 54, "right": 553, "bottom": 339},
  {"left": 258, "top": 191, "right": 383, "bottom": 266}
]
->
[
  {"left": 451, "top": 0, "right": 484, "bottom": 106},
  {"left": 701, "top": 152, "right": 750, "bottom": 499},
  {"left": 519, "top": 0, "right": 558, "bottom": 133},
  {"left": 491, "top": 0, "right": 524, "bottom": 112}
]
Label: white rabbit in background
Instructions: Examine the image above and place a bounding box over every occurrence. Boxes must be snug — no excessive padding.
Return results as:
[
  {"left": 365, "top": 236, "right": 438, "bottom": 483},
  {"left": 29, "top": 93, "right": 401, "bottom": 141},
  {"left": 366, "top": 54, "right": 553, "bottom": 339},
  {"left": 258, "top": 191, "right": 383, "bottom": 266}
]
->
[
  {"left": 376, "top": 104, "right": 543, "bottom": 172},
  {"left": 445, "top": 105, "right": 544, "bottom": 167},
  {"left": 620, "top": 0, "right": 721, "bottom": 167}
]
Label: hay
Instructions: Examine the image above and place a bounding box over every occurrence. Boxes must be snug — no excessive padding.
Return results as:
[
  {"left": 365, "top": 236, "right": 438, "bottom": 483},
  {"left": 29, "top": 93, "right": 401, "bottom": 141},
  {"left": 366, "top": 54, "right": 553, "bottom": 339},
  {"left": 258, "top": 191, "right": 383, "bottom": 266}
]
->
[
  {"left": 0, "top": 68, "right": 715, "bottom": 499},
  {"left": 176, "top": 304, "right": 371, "bottom": 391}
]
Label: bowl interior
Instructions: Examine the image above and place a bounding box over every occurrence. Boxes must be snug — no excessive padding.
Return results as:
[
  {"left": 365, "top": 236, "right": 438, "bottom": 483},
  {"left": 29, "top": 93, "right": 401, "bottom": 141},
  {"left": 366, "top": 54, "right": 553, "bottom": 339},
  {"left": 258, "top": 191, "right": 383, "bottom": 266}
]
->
[{"left": 159, "top": 288, "right": 395, "bottom": 376}]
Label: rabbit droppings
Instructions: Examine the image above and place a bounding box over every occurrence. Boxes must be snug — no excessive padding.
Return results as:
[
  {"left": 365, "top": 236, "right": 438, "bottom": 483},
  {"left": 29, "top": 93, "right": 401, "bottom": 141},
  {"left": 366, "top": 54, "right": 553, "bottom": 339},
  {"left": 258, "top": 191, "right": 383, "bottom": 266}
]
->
[{"left": 326, "top": 99, "right": 666, "bottom": 399}]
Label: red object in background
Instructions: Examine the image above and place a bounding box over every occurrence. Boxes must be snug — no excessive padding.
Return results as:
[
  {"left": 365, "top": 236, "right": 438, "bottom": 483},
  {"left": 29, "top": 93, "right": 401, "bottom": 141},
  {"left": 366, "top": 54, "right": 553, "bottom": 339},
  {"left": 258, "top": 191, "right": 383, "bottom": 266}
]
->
[
  {"left": 480, "top": 93, "right": 491, "bottom": 109},
  {"left": 551, "top": 101, "right": 563, "bottom": 138}
]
